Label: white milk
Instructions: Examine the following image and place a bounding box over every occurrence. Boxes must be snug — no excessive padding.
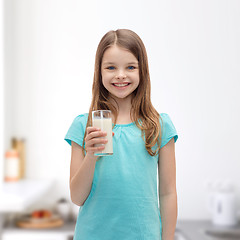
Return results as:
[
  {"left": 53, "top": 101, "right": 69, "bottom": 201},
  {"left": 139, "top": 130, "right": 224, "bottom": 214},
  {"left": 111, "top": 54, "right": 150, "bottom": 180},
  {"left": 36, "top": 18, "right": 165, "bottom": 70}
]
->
[{"left": 92, "top": 118, "right": 113, "bottom": 155}]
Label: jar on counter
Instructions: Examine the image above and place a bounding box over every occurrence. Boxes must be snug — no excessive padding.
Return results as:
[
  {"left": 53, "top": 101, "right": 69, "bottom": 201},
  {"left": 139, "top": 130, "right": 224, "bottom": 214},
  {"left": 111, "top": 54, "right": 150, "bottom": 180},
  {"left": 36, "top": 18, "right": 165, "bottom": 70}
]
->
[{"left": 4, "top": 149, "right": 20, "bottom": 182}]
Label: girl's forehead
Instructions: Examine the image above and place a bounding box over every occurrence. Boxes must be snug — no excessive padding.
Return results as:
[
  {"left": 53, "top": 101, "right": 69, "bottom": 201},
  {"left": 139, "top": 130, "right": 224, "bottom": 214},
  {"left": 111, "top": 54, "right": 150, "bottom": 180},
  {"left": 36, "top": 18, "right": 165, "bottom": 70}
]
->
[{"left": 102, "top": 45, "right": 138, "bottom": 64}]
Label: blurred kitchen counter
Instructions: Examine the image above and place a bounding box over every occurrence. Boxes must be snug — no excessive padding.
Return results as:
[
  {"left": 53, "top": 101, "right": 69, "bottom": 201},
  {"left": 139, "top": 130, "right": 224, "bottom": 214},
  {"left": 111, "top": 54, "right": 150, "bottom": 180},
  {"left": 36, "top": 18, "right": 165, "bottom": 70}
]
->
[
  {"left": 3, "top": 218, "right": 240, "bottom": 240},
  {"left": 0, "top": 179, "right": 53, "bottom": 212},
  {"left": 2, "top": 221, "right": 75, "bottom": 240},
  {"left": 177, "top": 219, "right": 240, "bottom": 240},
  {"left": 0, "top": 179, "right": 54, "bottom": 240}
]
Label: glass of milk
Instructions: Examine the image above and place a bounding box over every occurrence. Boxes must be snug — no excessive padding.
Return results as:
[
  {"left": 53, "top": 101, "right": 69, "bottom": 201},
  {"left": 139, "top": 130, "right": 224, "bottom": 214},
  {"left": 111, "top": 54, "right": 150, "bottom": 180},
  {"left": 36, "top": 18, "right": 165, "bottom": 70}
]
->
[{"left": 92, "top": 110, "right": 113, "bottom": 156}]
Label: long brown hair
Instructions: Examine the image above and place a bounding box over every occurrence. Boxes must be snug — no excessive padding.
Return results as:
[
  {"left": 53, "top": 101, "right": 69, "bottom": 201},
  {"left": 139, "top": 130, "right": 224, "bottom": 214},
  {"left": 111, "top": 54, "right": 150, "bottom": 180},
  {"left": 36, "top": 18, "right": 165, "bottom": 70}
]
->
[{"left": 82, "top": 29, "right": 162, "bottom": 157}]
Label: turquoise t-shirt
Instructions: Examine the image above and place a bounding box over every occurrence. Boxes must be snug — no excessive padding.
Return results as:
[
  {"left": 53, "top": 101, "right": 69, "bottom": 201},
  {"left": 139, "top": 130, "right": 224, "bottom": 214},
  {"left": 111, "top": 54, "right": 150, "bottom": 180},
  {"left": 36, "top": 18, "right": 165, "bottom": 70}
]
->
[{"left": 64, "top": 113, "right": 178, "bottom": 240}]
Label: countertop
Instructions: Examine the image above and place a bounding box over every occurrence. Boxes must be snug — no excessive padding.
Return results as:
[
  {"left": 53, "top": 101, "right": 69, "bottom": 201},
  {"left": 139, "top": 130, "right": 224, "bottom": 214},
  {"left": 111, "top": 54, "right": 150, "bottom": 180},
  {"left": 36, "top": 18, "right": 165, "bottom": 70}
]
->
[
  {"left": 0, "top": 179, "right": 54, "bottom": 240},
  {"left": 2, "top": 221, "right": 75, "bottom": 240},
  {"left": 0, "top": 179, "right": 53, "bottom": 212},
  {"left": 3, "top": 219, "right": 240, "bottom": 240},
  {"left": 176, "top": 219, "right": 240, "bottom": 240}
]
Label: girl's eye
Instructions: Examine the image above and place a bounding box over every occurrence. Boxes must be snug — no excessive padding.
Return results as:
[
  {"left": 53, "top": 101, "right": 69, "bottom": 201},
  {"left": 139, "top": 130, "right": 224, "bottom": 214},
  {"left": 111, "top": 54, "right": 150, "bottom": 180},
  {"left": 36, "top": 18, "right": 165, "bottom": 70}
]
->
[
  {"left": 107, "top": 66, "right": 115, "bottom": 70},
  {"left": 128, "top": 66, "right": 135, "bottom": 70}
]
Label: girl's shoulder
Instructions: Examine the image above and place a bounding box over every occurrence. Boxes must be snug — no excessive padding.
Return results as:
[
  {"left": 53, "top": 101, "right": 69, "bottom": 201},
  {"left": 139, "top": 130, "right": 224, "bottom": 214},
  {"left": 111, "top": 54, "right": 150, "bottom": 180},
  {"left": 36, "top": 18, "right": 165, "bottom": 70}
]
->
[
  {"left": 76, "top": 112, "right": 88, "bottom": 117},
  {"left": 159, "top": 112, "right": 171, "bottom": 124},
  {"left": 74, "top": 112, "right": 88, "bottom": 120},
  {"left": 64, "top": 113, "right": 89, "bottom": 147},
  {"left": 71, "top": 113, "right": 89, "bottom": 127},
  {"left": 159, "top": 112, "right": 170, "bottom": 118},
  {"left": 159, "top": 112, "right": 177, "bottom": 132},
  {"left": 159, "top": 112, "right": 178, "bottom": 140}
]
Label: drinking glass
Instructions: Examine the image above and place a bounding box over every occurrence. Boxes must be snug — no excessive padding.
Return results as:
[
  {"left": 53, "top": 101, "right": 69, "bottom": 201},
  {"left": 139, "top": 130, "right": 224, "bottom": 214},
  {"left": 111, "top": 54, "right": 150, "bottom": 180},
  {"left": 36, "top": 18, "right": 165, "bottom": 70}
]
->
[{"left": 92, "top": 110, "right": 113, "bottom": 156}]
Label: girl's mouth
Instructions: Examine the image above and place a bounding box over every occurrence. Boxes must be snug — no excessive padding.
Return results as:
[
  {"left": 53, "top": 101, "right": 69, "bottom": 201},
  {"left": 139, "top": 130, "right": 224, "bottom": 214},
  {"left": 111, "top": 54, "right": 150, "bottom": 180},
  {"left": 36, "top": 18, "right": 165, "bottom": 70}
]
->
[{"left": 112, "top": 83, "right": 131, "bottom": 89}]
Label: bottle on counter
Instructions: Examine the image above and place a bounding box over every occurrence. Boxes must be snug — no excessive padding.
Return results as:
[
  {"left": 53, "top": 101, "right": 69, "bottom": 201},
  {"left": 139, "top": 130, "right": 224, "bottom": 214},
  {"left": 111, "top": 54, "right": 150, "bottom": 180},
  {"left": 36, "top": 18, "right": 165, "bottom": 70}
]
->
[
  {"left": 11, "top": 138, "right": 26, "bottom": 179},
  {"left": 4, "top": 149, "right": 20, "bottom": 182}
]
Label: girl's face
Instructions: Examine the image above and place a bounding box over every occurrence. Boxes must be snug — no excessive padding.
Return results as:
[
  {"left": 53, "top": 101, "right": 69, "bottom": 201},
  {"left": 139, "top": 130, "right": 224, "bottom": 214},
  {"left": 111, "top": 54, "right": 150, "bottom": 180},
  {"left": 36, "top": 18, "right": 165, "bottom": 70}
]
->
[{"left": 101, "top": 45, "right": 140, "bottom": 102}]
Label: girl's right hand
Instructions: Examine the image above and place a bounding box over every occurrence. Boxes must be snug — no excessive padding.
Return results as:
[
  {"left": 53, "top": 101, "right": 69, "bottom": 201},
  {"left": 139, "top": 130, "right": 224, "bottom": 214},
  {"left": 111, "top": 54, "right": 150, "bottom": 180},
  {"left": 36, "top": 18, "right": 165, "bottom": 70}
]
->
[{"left": 84, "top": 127, "right": 114, "bottom": 161}]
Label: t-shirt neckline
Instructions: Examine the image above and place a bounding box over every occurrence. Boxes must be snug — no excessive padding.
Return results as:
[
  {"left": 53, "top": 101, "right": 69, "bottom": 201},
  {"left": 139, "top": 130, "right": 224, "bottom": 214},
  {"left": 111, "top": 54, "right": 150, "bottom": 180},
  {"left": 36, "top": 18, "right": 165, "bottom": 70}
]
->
[{"left": 113, "top": 122, "right": 135, "bottom": 127}]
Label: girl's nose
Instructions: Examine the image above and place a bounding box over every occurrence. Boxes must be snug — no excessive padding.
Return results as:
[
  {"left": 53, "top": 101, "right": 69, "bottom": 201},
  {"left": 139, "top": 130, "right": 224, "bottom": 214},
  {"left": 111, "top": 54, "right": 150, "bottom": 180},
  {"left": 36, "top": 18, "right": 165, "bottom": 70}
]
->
[{"left": 116, "top": 70, "right": 126, "bottom": 79}]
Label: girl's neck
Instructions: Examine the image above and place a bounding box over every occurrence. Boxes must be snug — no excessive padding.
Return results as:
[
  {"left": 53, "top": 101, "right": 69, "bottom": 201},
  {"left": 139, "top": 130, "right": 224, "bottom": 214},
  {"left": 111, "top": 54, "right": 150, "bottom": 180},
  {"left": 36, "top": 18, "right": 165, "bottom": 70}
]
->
[
  {"left": 109, "top": 95, "right": 134, "bottom": 124},
  {"left": 112, "top": 114, "right": 133, "bottom": 125}
]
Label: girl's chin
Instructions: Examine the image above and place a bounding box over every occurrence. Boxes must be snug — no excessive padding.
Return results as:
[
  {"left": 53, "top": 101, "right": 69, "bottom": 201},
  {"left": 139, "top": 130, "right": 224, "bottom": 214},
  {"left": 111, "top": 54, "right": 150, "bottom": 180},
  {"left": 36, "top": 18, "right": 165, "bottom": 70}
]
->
[{"left": 108, "top": 93, "right": 134, "bottom": 101}]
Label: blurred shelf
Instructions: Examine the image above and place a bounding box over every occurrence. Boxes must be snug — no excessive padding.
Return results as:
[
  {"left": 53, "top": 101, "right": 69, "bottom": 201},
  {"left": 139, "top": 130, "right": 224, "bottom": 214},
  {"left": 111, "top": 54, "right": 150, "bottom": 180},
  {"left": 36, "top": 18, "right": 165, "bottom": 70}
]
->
[{"left": 0, "top": 179, "right": 53, "bottom": 212}]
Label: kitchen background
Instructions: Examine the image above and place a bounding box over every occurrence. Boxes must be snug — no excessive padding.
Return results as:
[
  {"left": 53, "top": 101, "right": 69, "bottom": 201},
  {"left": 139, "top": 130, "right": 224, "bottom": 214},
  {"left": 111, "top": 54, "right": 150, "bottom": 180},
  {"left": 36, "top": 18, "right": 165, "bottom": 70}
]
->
[{"left": 0, "top": 0, "right": 240, "bottom": 239}]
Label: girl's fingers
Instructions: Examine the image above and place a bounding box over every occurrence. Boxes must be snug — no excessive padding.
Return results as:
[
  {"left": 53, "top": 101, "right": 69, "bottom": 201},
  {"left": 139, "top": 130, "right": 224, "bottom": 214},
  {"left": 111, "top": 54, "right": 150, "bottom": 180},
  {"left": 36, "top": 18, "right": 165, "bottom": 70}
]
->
[
  {"left": 86, "top": 127, "right": 100, "bottom": 135},
  {"left": 85, "top": 127, "right": 101, "bottom": 141},
  {"left": 88, "top": 131, "right": 106, "bottom": 142},
  {"left": 85, "top": 128, "right": 114, "bottom": 154},
  {"left": 85, "top": 127, "right": 114, "bottom": 150},
  {"left": 91, "top": 137, "right": 108, "bottom": 145},
  {"left": 87, "top": 145, "right": 105, "bottom": 154},
  {"left": 87, "top": 127, "right": 114, "bottom": 136}
]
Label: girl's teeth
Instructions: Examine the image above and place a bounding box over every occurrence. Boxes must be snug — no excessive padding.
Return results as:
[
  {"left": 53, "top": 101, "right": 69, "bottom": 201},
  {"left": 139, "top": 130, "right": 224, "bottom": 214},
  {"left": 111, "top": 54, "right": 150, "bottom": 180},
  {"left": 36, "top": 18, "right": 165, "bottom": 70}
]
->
[{"left": 114, "top": 84, "right": 128, "bottom": 86}]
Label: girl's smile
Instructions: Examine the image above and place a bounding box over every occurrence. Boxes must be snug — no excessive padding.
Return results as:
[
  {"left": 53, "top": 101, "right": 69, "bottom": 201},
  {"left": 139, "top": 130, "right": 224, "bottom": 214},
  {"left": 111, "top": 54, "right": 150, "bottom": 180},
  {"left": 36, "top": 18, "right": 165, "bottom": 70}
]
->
[{"left": 112, "top": 82, "right": 131, "bottom": 89}]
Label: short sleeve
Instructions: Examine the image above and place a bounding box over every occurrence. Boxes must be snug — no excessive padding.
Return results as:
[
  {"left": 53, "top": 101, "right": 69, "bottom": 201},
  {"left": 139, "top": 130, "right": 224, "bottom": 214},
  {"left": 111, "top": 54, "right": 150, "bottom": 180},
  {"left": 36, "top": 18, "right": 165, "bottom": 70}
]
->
[
  {"left": 64, "top": 113, "right": 88, "bottom": 148},
  {"left": 160, "top": 113, "right": 178, "bottom": 148}
]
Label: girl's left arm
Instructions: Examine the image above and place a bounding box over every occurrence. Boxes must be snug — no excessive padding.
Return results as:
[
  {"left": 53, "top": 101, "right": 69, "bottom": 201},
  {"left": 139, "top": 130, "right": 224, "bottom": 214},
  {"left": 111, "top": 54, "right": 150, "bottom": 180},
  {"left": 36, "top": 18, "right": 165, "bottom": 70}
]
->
[{"left": 158, "top": 137, "right": 178, "bottom": 240}]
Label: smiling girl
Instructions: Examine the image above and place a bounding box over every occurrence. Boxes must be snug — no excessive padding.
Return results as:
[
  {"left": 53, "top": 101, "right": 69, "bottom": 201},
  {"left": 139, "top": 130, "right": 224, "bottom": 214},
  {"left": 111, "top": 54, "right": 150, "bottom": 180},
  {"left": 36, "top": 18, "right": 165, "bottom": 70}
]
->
[{"left": 65, "top": 29, "right": 179, "bottom": 240}]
